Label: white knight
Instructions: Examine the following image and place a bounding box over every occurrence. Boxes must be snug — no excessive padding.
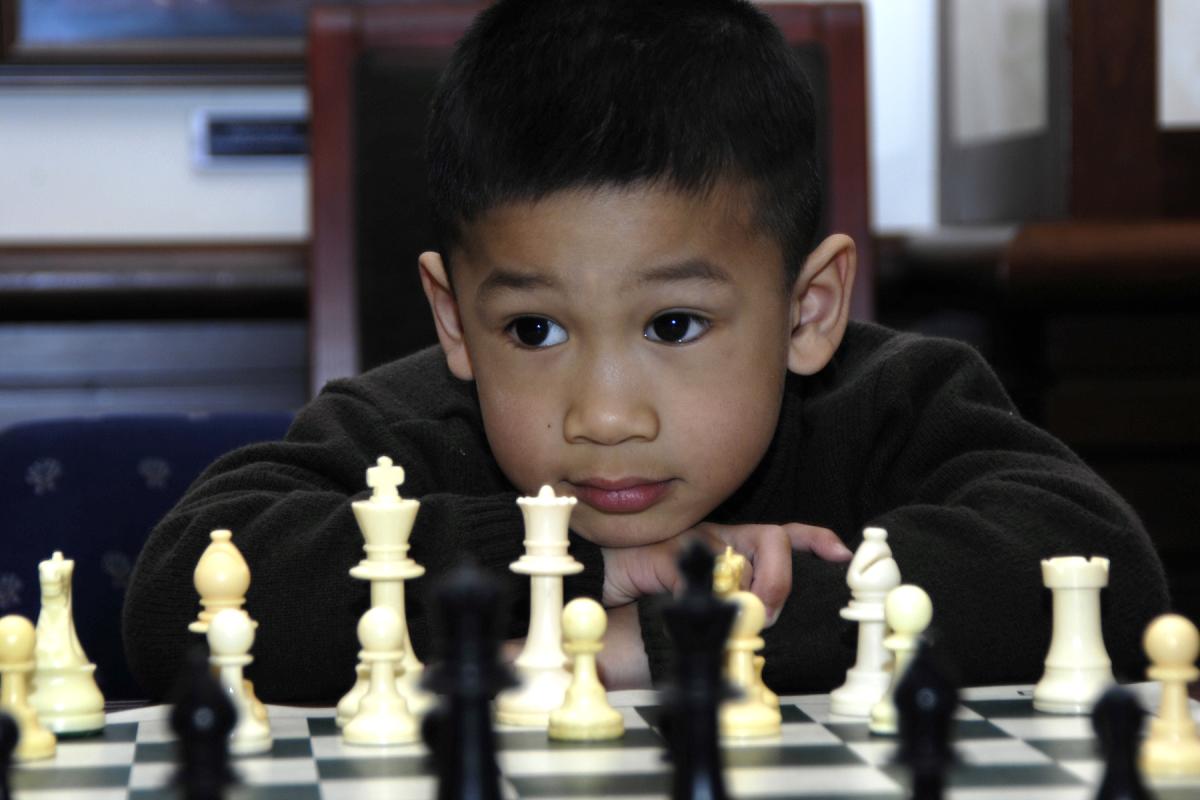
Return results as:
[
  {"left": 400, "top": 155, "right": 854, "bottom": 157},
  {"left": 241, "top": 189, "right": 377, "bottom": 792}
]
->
[{"left": 29, "top": 551, "right": 105, "bottom": 735}]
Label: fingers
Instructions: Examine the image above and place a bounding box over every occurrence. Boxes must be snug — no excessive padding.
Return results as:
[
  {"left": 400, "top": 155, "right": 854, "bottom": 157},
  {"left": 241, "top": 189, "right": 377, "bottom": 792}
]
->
[
  {"left": 694, "top": 522, "right": 788, "bottom": 625},
  {"left": 781, "top": 523, "right": 853, "bottom": 562},
  {"left": 739, "top": 528, "right": 792, "bottom": 625}
]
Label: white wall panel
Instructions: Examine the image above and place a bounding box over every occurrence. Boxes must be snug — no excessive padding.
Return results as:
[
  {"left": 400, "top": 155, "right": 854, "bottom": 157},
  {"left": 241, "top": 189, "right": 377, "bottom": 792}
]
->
[{"left": 0, "top": 87, "right": 307, "bottom": 242}]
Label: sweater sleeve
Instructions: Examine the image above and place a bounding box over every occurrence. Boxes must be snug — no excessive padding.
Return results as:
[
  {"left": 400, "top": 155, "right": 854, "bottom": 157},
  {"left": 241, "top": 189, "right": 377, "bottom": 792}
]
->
[
  {"left": 857, "top": 335, "right": 1168, "bottom": 684},
  {"left": 121, "top": 372, "right": 603, "bottom": 703}
]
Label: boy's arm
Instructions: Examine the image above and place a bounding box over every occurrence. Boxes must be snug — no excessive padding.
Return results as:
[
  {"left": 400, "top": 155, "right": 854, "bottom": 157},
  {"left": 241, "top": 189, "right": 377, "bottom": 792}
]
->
[
  {"left": 634, "top": 333, "right": 1167, "bottom": 691},
  {"left": 852, "top": 336, "right": 1168, "bottom": 684},
  {"left": 121, "top": 377, "right": 603, "bottom": 702}
]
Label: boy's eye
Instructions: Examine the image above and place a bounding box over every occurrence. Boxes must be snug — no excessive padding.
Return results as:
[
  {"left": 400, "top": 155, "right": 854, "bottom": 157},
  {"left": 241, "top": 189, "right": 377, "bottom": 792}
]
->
[
  {"left": 644, "top": 312, "right": 710, "bottom": 344},
  {"left": 506, "top": 315, "right": 567, "bottom": 348}
]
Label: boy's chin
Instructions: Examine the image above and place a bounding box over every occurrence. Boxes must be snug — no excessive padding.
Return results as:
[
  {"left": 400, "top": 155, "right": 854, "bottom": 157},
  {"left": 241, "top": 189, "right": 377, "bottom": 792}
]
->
[{"left": 569, "top": 511, "right": 690, "bottom": 550}]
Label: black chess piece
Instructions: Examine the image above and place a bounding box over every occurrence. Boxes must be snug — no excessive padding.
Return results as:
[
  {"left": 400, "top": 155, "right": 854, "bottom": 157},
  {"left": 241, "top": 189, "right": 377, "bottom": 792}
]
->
[
  {"left": 1092, "top": 685, "right": 1152, "bottom": 800},
  {"left": 421, "top": 561, "right": 518, "bottom": 800},
  {"left": 170, "top": 644, "right": 237, "bottom": 800},
  {"left": 0, "top": 710, "right": 17, "bottom": 800},
  {"left": 894, "top": 640, "right": 958, "bottom": 800},
  {"left": 658, "top": 540, "right": 738, "bottom": 800}
]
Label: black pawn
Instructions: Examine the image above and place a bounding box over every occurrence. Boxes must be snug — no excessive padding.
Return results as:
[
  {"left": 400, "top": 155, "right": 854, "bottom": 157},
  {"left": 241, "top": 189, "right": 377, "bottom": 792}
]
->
[
  {"left": 421, "top": 561, "right": 518, "bottom": 800},
  {"left": 170, "top": 645, "right": 237, "bottom": 800},
  {"left": 894, "top": 641, "right": 958, "bottom": 800},
  {"left": 0, "top": 710, "right": 17, "bottom": 800},
  {"left": 659, "top": 540, "right": 738, "bottom": 800},
  {"left": 1092, "top": 685, "right": 1152, "bottom": 800}
]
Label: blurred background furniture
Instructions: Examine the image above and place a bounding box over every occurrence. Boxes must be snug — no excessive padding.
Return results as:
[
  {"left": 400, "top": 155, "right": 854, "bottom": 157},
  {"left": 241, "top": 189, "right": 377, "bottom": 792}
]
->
[
  {"left": 307, "top": 1, "right": 874, "bottom": 395},
  {"left": 0, "top": 412, "right": 294, "bottom": 700},
  {"left": 881, "top": 0, "right": 1200, "bottom": 623}
]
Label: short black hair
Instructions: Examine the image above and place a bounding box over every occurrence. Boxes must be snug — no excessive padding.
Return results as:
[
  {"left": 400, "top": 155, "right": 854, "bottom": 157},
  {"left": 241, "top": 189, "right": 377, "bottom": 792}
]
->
[{"left": 426, "top": 0, "right": 821, "bottom": 281}]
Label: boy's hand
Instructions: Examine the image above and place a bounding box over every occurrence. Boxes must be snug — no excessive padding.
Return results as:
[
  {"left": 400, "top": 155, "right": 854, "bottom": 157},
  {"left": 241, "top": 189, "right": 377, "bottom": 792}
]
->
[{"left": 600, "top": 523, "right": 852, "bottom": 624}]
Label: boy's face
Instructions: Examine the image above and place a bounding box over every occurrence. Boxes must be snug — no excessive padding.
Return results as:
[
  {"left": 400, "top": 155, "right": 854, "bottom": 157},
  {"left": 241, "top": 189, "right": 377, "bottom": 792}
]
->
[{"left": 422, "top": 183, "right": 848, "bottom": 548}]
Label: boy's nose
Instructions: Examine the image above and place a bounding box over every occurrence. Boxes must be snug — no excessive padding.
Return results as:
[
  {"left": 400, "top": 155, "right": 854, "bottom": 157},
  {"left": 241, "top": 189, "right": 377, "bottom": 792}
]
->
[{"left": 563, "top": 366, "right": 659, "bottom": 446}]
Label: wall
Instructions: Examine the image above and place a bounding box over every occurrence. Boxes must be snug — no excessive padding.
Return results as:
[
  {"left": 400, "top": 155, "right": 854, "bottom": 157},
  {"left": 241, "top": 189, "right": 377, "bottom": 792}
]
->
[
  {"left": 0, "top": 1, "right": 938, "bottom": 242},
  {"left": 0, "top": 86, "right": 307, "bottom": 242},
  {"left": 0, "top": 2, "right": 1193, "bottom": 242}
]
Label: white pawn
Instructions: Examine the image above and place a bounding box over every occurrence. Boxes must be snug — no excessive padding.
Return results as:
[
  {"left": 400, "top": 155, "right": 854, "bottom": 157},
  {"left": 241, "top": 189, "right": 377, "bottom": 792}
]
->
[
  {"left": 1139, "top": 613, "right": 1200, "bottom": 778},
  {"left": 30, "top": 551, "right": 105, "bottom": 735},
  {"left": 0, "top": 615, "right": 56, "bottom": 761},
  {"left": 1033, "top": 556, "right": 1115, "bottom": 713},
  {"left": 208, "top": 608, "right": 272, "bottom": 755},
  {"left": 549, "top": 598, "right": 623, "bottom": 741},
  {"left": 831, "top": 527, "right": 901, "bottom": 717},
  {"left": 720, "top": 591, "right": 782, "bottom": 738},
  {"left": 344, "top": 606, "right": 419, "bottom": 745},
  {"left": 869, "top": 584, "right": 932, "bottom": 736}
]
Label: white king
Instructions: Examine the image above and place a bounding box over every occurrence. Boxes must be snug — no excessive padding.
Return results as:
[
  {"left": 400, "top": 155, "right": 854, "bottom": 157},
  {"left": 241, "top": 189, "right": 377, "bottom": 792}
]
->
[
  {"left": 496, "top": 485, "right": 583, "bottom": 726},
  {"left": 338, "top": 456, "right": 429, "bottom": 726}
]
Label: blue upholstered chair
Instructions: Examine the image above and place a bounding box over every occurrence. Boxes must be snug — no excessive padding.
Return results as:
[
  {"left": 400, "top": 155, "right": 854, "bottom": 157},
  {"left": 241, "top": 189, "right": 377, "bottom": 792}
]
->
[{"left": 0, "top": 412, "right": 293, "bottom": 700}]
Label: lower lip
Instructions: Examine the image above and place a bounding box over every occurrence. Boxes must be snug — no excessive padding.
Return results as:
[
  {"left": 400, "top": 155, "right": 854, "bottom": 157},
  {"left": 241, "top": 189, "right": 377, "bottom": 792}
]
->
[{"left": 572, "top": 481, "right": 673, "bottom": 514}]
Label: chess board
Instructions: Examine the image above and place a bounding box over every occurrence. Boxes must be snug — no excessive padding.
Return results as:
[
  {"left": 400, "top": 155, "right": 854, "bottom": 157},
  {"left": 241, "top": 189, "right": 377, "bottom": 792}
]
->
[{"left": 12, "top": 685, "right": 1200, "bottom": 800}]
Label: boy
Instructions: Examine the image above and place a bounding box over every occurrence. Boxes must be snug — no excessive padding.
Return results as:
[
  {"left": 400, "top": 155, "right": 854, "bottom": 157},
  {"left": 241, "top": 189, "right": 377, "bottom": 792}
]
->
[{"left": 123, "top": 0, "right": 1167, "bottom": 701}]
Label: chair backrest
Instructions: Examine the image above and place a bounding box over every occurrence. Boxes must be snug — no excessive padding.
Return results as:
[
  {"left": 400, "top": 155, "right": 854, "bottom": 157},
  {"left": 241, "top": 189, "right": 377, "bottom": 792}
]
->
[
  {"left": 0, "top": 412, "right": 294, "bottom": 700},
  {"left": 307, "top": 2, "right": 872, "bottom": 395}
]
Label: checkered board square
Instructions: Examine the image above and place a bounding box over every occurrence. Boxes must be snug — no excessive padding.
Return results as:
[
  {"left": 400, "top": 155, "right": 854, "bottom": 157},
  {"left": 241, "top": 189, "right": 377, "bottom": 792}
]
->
[{"left": 10, "top": 685, "right": 1200, "bottom": 799}]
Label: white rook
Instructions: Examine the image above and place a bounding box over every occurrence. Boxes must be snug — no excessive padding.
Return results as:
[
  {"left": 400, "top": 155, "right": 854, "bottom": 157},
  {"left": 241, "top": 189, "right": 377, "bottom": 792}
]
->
[
  {"left": 1033, "top": 556, "right": 1115, "bottom": 714},
  {"left": 496, "top": 485, "right": 583, "bottom": 727}
]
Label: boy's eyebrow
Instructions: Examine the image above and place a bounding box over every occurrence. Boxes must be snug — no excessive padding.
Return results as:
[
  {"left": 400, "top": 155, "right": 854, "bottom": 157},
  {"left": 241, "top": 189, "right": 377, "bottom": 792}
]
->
[
  {"left": 475, "top": 268, "right": 560, "bottom": 302},
  {"left": 638, "top": 258, "right": 732, "bottom": 286}
]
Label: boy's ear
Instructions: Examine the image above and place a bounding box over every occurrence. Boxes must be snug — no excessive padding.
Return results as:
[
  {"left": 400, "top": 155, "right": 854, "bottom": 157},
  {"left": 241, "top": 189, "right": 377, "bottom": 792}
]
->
[
  {"left": 787, "top": 233, "right": 856, "bottom": 375},
  {"left": 418, "top": 251, "right": 475, "bottom": 381}
]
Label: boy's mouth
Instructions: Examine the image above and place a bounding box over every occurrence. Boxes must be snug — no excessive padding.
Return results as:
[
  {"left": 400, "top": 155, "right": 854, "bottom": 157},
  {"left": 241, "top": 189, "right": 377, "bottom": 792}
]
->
[{"left": 569, "top": 478, "right": 673, "bottom": 514}]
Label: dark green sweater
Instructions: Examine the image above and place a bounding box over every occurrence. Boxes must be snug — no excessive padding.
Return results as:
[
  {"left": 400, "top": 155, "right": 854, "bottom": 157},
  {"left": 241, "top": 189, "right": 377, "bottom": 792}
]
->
[{"left": 122, "top": 322, "right": 1168, "bottom": 702}]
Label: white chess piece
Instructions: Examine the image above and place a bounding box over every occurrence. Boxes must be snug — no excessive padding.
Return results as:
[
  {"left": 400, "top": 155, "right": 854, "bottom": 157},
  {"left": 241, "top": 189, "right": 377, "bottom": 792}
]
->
[
  {"left": 338, "top": 456, "right": 430, "bottom": 726},
  {"left": 0, "top": 614, "right": 56, "bottom": 761},
  {"left": 1139, "top": 613, "right": 1200, "bottom": 778},
  {"left": 869, "top": 584, "right": 932, "bottom": 736},
  {"left": 208, "top": 608, "right": 272, "bottom": 755},
  {"left": 1033, "top": 556, "right": 1115, "bottom": 713},
  {"left": 720, "top": 591, "right": 782, "bottom": 738},
  {"left": 831, "top": 527, "right": 901, "bottom": 717},
  {"left": 496, "top": 485, "right": 583, "bottom": 727},
  {"left": 343, "top": 606, "right": 419, "bottom": 745},
  {"left": 713, "top": 548, "right": 779, "bottom": 711},
  {"left": 189, "top": 529, "right": 252, "bottom": 634},
  {"left": 548, "top": 598, "right": 624, "bottom": 741},
  {"left": 29, "top": 551, "right": 105, "bottom": 734}
]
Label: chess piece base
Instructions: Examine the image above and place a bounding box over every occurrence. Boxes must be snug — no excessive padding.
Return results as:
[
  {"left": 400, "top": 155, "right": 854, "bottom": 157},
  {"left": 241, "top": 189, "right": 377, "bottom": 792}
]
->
[
  {"left": 1032, "top": 666, "right": 1113, "bottom": 714},
  {"left": 343, "top": 708, "right": 419, "bottom": 746},
  {"left": 496, "top": 669, "right": 571, "bottom": 727},
  {"left": 1140, "top": 735, "right": 1200, "bottom": 779},
  {"left": 336, "top": 662, "right": 369, "bottom": 728},
  {"left": 229, "top": 728, "right": 273, "bottom": 756},
  {"left": 868, "top": 699, "right": 897, "bottom": 736},
  {"left": 548, "top": 705, "right": 625, "bottom": 741},
  {"left": 30, "top": 666, "right": 105, "bottom": 735},
  {"left": 830, "top": 667, "right": 890, "bottom": 718},
  {"left": 720, "top": 700, "right": 782, "bottom": 739},
  {"left": 13, "top": 715, "right": 56, "bottom": 761}
]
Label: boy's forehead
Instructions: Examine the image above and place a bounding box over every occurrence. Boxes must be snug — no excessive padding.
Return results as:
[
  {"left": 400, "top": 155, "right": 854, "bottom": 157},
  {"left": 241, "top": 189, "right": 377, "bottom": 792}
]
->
[{"left": 452, "top": 180, "right": 775, "bottom": 273}]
